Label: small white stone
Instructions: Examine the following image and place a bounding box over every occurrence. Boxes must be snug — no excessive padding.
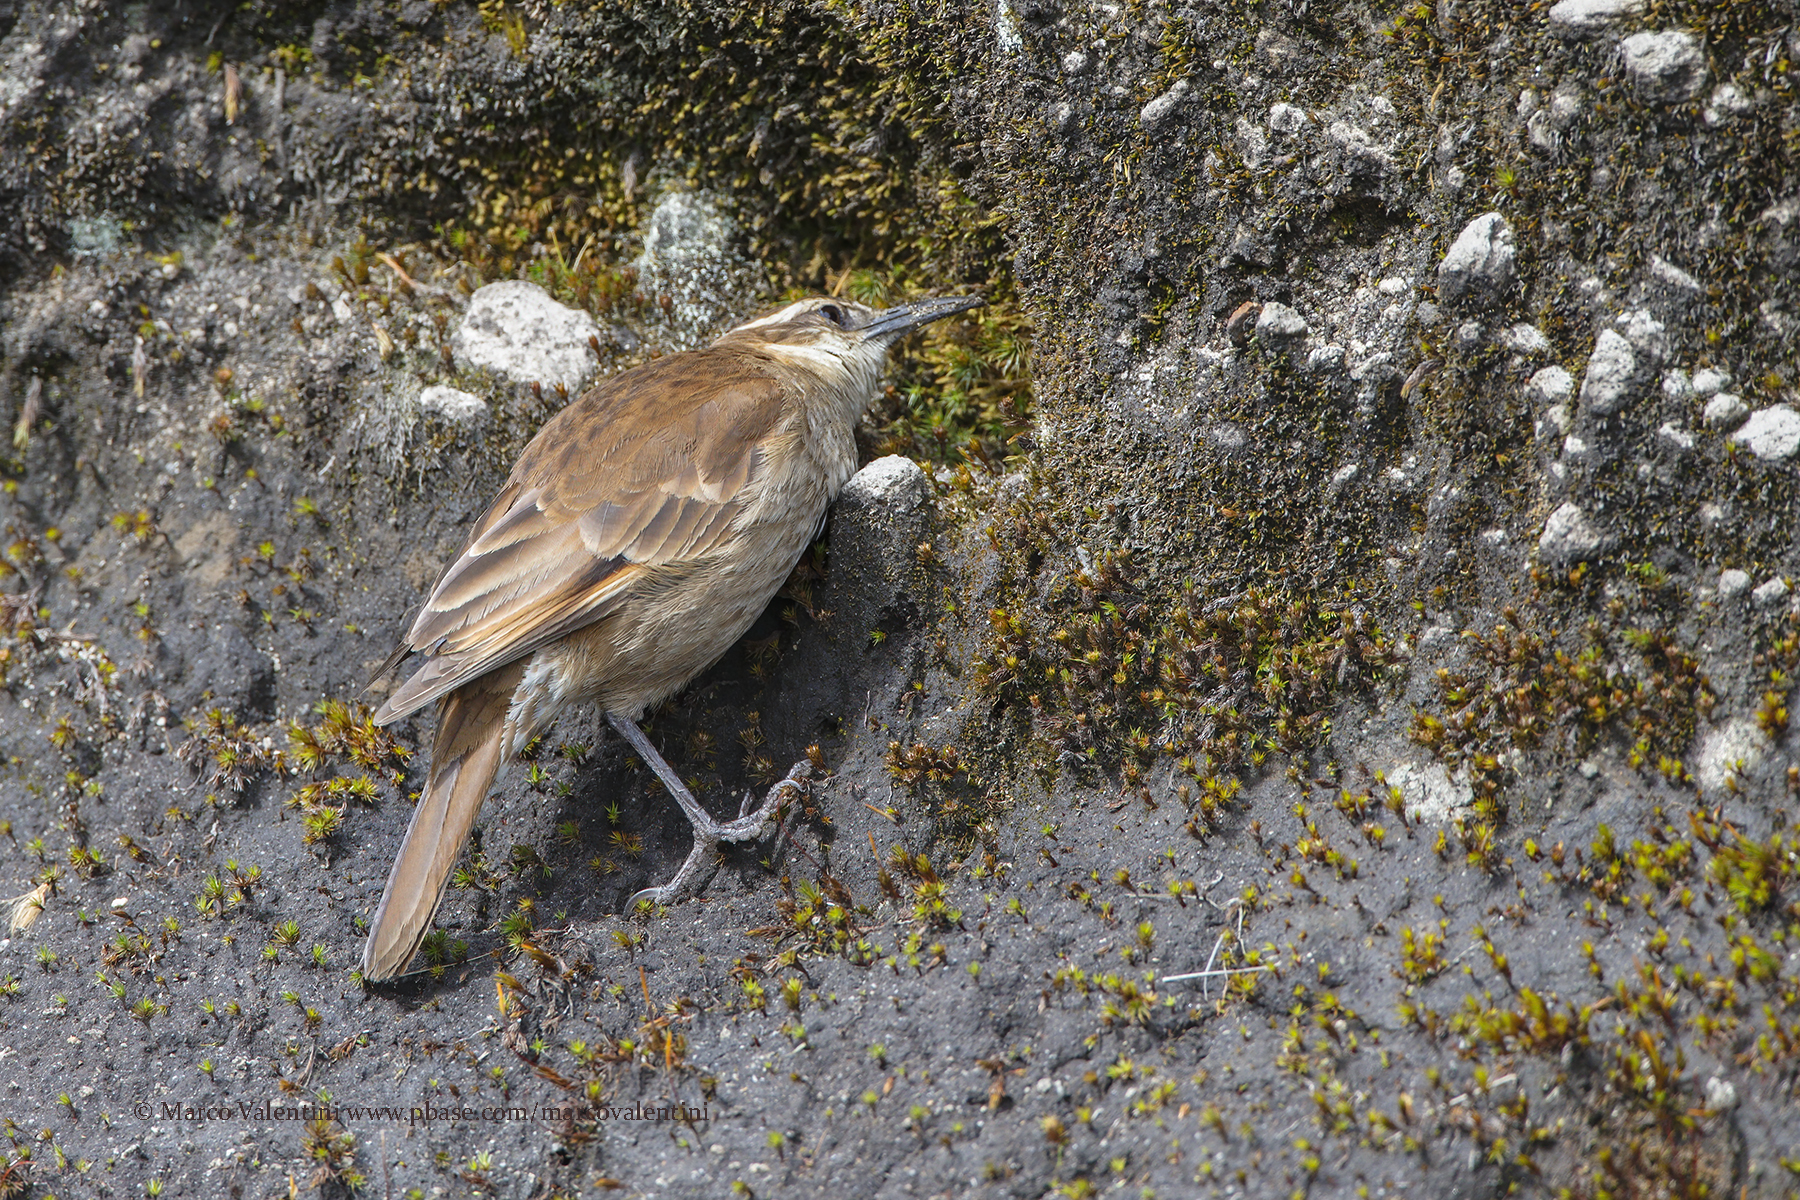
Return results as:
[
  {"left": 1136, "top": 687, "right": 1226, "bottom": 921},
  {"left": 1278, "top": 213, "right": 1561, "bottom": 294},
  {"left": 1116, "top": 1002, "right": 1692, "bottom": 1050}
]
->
[
  {"left": 1329, "top": 462, "right": 1360, "bottom": 490},
  {"left": 1696, "top": 718, "right": 1771, "bottom": 793},
  {"left": 1377, "top": 276, "right": 1411, "bottom": 296},
  {"left": 1691, "top": 366, "right": 1731, "bottom": 396},
  {"left": 1139, "top": 79, "right": 1189, "bottom": 129},
  {"left": 1305, "top": 344, "right": 1345, "bottom": 372},
  {"left": 1579, "top": 329, "right": 1637, "bottom": 414},
  {"left": 1268, "top": 102, "right": 1305, "bottom": 133},
  {"left": 1703, "top": 1076, "right": 1737, "bottom": 1114},
  {"left": 452, "top": 281, "right": 599, "bottom": 393},
  {"left": 1502, "top": 324, "right": 1551, "bottom": 355},
  {"left": 1702, "top": 392, "right": 1748, "bottom": 430},
  {"left": 1061, "top": 50, "right": 1090, "bottom": 74},
  {"left": 1662, "top": 369, "right": 1694, "bottom": 399},
  {"left": 1438, "top": 212, "right": 1517, "bottom": 309},
  {"left": 1542, "top": 404, "right": 1573, "bottom": 438},
  {"left": 1717, "top": 568, "right": 1751, "bottom": 599},
  {"left": 1562, "top": 434, "right": 1590, "bottom": 459},
  {"left": 418, "top": 385, "right": 489, "bottom": 424},
  {"left": 1255, "top": 301, "right": 1309, "bottom": 345},
  {"left": 840, "top": 455, "right": 929, "bottom": 514},
  {"left": 1538, "top": 502, "right": 1613, "bottom": 565},
  {"left": 1735, "top": 406, "right": 1800, "bottom": 462},
  {"left": 1548, "top": 0, "right": 1645, "bottom": 39},
  {"left": 1620, "top": 30, "right": 1708, "bottom": 104},
  {"left": 1385, "top": 762, "right": 1473, "bottom": 822},
  {"left": 1527, "top": 365, "right": 1575, "bottom": 407},
  {"left": 1648, "top": 255, "right": 1702, "bottom": 293},
  {"left": 1753, "top": 577, "right": 1791, "bottom": 608}
]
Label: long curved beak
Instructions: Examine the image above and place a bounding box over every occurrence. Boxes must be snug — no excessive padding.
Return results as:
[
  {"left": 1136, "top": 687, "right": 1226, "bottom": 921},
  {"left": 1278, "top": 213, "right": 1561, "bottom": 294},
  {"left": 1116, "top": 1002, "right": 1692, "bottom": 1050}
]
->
[{"left": 859, "top": 295, "right": 985, "bottom": 340}]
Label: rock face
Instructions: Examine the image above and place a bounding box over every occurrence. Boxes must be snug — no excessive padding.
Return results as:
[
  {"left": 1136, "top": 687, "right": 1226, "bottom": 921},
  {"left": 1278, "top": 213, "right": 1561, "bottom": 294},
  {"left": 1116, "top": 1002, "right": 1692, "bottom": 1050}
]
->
[
  {"left": 451, "top": 281, "right": 600, "bottom": 392},
  {"left": 1, "top": 0, "right": 1797, "bottom": 1197}
]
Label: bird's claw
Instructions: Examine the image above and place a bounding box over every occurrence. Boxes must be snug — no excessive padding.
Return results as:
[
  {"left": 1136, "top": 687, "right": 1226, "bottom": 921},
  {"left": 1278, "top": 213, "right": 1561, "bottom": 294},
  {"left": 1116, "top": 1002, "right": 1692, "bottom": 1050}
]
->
[{"left": 628, "top": 760, "right": 813, "bottom": 910}]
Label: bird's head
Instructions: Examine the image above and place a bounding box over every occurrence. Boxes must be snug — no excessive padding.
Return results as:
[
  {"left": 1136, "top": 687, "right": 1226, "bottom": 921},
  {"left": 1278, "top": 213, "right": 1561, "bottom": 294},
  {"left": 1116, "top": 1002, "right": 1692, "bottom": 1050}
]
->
[{"left": 717, "top": 294, "right": 985, "bottom": 405}]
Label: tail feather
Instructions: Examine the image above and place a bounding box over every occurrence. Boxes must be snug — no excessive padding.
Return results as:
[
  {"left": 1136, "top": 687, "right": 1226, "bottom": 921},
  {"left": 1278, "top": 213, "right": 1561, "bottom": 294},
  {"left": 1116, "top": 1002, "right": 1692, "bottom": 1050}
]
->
[{"left": 361, "top": 663, "right": 524, "bottom": 981}]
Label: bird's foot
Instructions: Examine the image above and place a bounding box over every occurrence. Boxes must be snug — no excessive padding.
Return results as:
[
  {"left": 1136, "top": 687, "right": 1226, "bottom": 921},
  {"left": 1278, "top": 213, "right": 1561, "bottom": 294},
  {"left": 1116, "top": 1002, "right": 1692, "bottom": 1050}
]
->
[{"left": 627, "top": 760, "right": 813, "bottom": 909}]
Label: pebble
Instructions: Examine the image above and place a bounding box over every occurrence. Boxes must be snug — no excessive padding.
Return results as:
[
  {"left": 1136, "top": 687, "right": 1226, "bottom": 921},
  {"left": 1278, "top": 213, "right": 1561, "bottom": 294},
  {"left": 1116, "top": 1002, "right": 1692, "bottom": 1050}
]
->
[
  {"left": 1754, "top": 577, "right": 1791, "bottom": 609},
  {"left": 1620, "top": 31, "right": 1708, "bottom": 104},
  {"left": 1702, "top": 392, "right": 1747, "bottom": 430},
  {"left": 1540, "top": 404, "right": 1573, "bottom": 439},
  {"left": 1139, "top": 79, "right": 1189, "bottom": 129},
  {"left": 1061, "top": 50, "right": 1090, "bottom": 74},
  {"left": 1548, "top": 0, "right": 1645, "bottom": 39},
  {"left": 1703, "top": 83, "right": 1754, "bottom": 126},
  {"left": 1305, "top": 344, "right": 1345, "bottom": 372},
  {"left": 451, "top": 281, "right": 600, "bottom": 393},
  {"left": 1501, "top": 324, "right": 1551, "bottom": 355},
  {"left": 1579, "top": 330, "right": 1637, "bottom": 414},
  {"left": 1437, "top": 213, "right": 1516, "bottom": 309},
  {"left": 1648, "top": 255, "right": 1702, "bottom": 294},
  {"left": 1255, "top": 301, "right": 1309, "bottom": 346},
  {"left": 1703, "top": 1077, "right": 1738, "bottom": 1115},
  {"left": 1662, "top": 369, "right": 1693, "bottom": 399},
  {"left": 417, "top": 385, "right": 489, "bottom": 424},
  {"left": 840, "top": 455, "right": 928, "bottom": 514},
  {"left": 1268, "top": 102, "right": 1305, "bottom": 134},
  {"left": 1735, "top": 406, "right": 1800, "bottom": 462},
  {"left": 1538, "top": 502, "right": 1613, "bottom": 565},
  {"left": 1527, "top": 365, "right": 1575, "bottom": 408},
  {"left": 1691, "top": 366, "right": 1731, "bottom": 396},
  {"left": 1717, "top": 568, "right": 1751, "bottom": 599}
]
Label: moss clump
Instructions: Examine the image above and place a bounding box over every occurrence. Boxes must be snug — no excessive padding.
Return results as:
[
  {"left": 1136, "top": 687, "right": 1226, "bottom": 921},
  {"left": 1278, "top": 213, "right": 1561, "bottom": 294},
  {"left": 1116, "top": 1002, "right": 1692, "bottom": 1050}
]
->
[{"left": 971, "top": 541, "right": 1398, "bottom": 813}]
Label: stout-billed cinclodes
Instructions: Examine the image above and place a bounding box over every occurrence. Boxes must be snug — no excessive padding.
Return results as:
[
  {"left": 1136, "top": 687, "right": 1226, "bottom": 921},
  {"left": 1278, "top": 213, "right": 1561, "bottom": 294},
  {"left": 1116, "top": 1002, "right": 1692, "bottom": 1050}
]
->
[{"left": 361, "top": 293, "right": 984, "bottom": 981}]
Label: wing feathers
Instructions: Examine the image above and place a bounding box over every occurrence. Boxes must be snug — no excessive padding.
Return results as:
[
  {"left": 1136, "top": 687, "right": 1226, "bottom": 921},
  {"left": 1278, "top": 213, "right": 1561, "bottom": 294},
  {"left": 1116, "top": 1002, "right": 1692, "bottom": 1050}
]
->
[{"left": 373, "top": 354, "right": 789, "bottom": 728}]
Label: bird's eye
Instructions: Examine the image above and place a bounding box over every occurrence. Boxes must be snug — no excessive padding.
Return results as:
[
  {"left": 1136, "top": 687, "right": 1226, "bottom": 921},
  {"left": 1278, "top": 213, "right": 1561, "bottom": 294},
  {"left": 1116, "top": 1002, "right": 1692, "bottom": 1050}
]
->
[{"left": 818, "top": 303, "right": 847, "bottom": 328}]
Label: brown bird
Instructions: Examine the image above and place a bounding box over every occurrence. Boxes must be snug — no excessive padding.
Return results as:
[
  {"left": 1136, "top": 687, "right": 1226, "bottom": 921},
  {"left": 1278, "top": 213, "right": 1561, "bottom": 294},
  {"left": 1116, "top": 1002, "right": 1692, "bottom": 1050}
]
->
[{"left": 361, "top": 293, "right": 983, "bottom": 981}]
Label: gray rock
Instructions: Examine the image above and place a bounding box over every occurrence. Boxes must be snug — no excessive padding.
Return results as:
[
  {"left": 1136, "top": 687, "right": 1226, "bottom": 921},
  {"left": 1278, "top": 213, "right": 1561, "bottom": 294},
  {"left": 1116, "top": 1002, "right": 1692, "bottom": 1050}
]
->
[
  {"left": 1501, "top": 324, "right": 1551, "bottom": 355},
  {"left": 1614, "top": 309, "right": 1669, "bottom": 366},
  {"left": 1691, "top": 366, "right": 1730, "bottom": 396},
  {"left": 1255, "top": 301, "right": 1308, "bottom": 346},
  {"left": 1753, "top": 576, "right": 1791, "bottom": 609},
  {"left": 1703, "top": 82, "right": 1754, "bottom": 126},
  {"left": 1620, "top": 31, "right": 1707, "bottom": 104},
  {"left": 1717, "top": 568, "right": 1751, "bottom": 599},
  {"left": 418, "top": 385, "right": 489, "bottom": 424},
  {"left": 1305, "top": 344, "right": 1345, "bottom": 372},
  {"left": 1703, "top": 1077, "right": 1737, "bottom": 1114},
  {"left": 451, "top": 281, "right": 599, "bottom": 392},
  {"left": 1539, "top": 404, "right": 1573, "bottom": 440},
  {"left": 1538, "top": 502, "right": 1613, "bottom": 565},
  {"left": 1060, "top": 50, "right": 1090, "bottom": 74},
  {"left": 839, "top": 455, "right": 929, "bottom": 514},
  {"left": 1385, "top": 761, "right": 1473, "bottom": 822},
  {"left": 1661, "top": 369, "right": 1694, "bottom": 399},
  {"left": 1527, "top": 365, "right": 1575, "bottom": 408},
  {"left": 1579, "top": 330, "right": 1637, "bottom": 414},
  {"left": 1648, "top": 254, "right": 1702, "bottom": 294},
  {"left": 634, "top": 190, "right": 762, "bottom": 345},
  {"left": 1696, "top": 718, "right": 1771, "bottom": 793},
  {"left": 1549, "top": 0, "right": 1645, "bottom": 39},
  {"left": 1702, "top": 392, "right": 1747, "bottom": 430},
  {"left": 1139, "top": 79, "right": 1189, "bottom": 129},
  {"left": 1268, "top": 102, "right": 1306, "bottom": 134},
  {"left": 1437, "top": 212, "right": 1516, "bottom": 308},
  {"left": 1735, "top": 406, "right": 1800, "bottom": 462}
]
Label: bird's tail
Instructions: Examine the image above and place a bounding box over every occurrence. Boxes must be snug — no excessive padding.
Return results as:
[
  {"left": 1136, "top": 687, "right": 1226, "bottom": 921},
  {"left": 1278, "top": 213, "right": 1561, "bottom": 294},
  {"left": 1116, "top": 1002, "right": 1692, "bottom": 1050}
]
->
[{"left": 361, "top": 662, "right": 524, "bottom": 982}]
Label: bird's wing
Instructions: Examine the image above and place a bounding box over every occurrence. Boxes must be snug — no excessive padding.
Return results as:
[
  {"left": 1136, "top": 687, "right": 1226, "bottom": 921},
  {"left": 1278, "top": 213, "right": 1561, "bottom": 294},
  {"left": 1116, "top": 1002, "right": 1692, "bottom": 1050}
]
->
[{"left": 374, "top": 354, "right": 789, "bottom": 724}]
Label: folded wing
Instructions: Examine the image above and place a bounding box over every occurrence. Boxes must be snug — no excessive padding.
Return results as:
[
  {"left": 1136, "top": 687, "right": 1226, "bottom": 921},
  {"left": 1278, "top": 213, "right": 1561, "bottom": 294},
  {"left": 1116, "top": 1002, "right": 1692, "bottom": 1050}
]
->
[{"left": 374, "top": 353, "right": 788, "bottom": 725}]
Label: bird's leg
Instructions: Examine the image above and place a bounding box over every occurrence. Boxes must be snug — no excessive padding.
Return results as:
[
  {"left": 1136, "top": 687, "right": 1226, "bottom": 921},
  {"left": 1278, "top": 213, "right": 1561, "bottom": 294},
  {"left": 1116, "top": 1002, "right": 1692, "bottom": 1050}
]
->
[{"left": 609, "top": 714, "right": 811, "bottom": 908}]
